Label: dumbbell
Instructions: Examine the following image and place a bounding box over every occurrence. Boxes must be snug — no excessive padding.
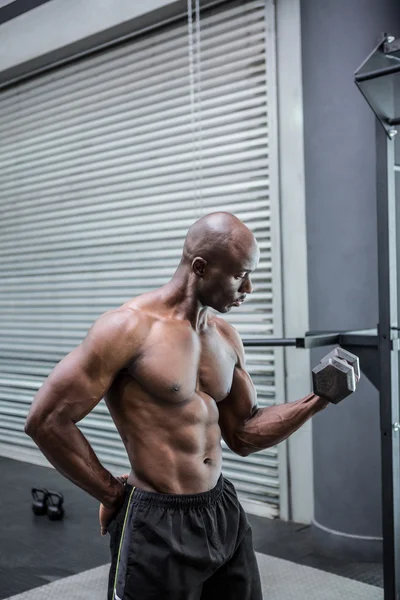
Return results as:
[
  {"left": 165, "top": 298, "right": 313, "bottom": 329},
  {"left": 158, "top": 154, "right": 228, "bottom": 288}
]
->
[
  {"left": 312, "top": 347, "right": 360, "bottom": 404},
  {"left": 31, "top": 488, "right": 65, "bottom": 520}
]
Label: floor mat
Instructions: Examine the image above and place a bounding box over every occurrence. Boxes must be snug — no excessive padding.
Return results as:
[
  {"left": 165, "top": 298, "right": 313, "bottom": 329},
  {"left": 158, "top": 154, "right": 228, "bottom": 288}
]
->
[{"left": 2, "top": 554, "right": 384, "bottom": 600}]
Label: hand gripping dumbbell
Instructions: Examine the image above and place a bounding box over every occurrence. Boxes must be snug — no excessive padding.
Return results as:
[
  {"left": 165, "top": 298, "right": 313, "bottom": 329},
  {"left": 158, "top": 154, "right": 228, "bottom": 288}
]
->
[{"left": 312, "top": 347, "right": 360, "bottom": 404}]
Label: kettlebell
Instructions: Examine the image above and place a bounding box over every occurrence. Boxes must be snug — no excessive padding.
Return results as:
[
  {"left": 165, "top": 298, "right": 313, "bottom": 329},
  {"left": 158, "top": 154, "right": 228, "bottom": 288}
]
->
[
  {"left": 31, "top": 488, "right": 49, "bottom": 516},
  {"left": 46, "top": 491, "right": 65, "bottom": 521}
]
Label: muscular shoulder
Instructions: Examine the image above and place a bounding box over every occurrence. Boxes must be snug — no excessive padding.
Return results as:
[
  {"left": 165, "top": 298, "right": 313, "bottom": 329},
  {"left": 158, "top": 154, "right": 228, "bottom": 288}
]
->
[
  {"left": 91, "top": 307, "right": 146, "bottom": 337},
  {"left": 212, "top": 317, "right": 245, "bottom": 367},
  {"left": 84, "top": 307, "right": 149, "bottom": 365}
]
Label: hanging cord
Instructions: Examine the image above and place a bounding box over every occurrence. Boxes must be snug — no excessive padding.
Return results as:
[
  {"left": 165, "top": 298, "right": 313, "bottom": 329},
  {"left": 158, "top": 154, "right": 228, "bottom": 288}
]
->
[
  {"left": 194, "top": 0, "right": 203, "bottom": 216},
  {"left": 187, "top": 0, "right": 203, "bottom": 217}
]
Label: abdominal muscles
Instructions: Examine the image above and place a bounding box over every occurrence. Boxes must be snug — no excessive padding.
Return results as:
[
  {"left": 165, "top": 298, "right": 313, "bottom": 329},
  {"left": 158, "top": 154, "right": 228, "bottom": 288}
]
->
[{"left": 105, "top": 374, "right": 223, "bottom": 494}]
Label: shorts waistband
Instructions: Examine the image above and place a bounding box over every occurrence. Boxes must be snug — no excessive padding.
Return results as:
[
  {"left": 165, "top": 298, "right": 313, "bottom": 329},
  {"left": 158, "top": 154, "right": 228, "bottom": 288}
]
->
[{"left": 126, "top": 474, "right": 224, "bottom": 508}]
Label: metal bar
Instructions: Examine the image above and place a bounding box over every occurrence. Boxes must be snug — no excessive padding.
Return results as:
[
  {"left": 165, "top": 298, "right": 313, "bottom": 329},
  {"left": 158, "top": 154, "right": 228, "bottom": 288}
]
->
[
  {"left": 242, "top": 338, "right": 297, "bottom": 347},
  {"left": 299, "top": 333, "right": 340, "bottom": 348},
  {"left": 339, "top": 332, "right": 379, "bottom": 347},
  {"left": 242, "top": 335, "right": 339, "bottom": 348},
  {"left": 355, "top": 62, "right": 400, "bottom": 83},
  {"left": 376, "top": 122, "right": 400, "bottom": 600},
  {"left": 242, "top": 330, "right": 380, "bottom": 349}
]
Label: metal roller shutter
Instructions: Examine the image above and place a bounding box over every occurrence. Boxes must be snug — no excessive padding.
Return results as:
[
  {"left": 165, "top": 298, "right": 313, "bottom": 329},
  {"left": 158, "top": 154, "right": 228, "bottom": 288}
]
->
[{"left": 0, "top": 0, "right": 284, "bottom": 517}]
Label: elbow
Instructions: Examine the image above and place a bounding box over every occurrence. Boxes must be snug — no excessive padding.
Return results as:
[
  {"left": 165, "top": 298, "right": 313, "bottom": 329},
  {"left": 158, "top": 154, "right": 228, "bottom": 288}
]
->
[
  {"left": 235, "top": 445, "right": 253, "bottom": 457},
  {"left": 26, "top": 409, "right": 71, "bottom": 441},
  {"left": 230, "top": 435, "right": 253, "bottom": 457},
  {"left": 24, "top": 413, "right": 35, "bottom": 437},
  {"left": 230, "top": 427, "right": 263, "bottom": 457},
  {"left": 25, "top": 411, "right": 56, "bottom": 440},
  {"left": 24, "top": 416, "right": 40, "bottom": 439}
]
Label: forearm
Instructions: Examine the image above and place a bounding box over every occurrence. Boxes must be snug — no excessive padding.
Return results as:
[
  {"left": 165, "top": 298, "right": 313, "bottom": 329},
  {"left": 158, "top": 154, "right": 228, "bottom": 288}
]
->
[
  {"left": 236, "top": 393, "right": 328, "bottom": 455},
  {"left": 26, "top": 418, "right": 123, "bottom": 508}
]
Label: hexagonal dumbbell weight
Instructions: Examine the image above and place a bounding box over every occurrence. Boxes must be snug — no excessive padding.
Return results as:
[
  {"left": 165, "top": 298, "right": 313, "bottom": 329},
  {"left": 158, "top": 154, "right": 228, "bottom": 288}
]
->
[{"left": 312, "top": 347, "right": 360, "bottom": 404}]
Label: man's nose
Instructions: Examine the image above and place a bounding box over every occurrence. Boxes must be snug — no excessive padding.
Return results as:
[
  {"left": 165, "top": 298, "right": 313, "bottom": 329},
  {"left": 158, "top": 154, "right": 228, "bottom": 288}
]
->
[{"left": 240, "top": 277, "right": 253, "bottom": 294}]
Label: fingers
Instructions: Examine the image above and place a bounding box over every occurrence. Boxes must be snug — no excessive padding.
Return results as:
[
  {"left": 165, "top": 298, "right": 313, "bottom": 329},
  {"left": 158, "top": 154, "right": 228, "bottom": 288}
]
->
[
  {"left": 116, "top": 473, "right": 129, "bottom": 485},
  {"left": 99, "top": 476, "right": 128, "bottom": 537}
]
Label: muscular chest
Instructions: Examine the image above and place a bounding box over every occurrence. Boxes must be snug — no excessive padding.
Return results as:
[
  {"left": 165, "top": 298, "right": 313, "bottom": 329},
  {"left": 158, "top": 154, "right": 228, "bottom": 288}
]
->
[{"left": 128, "top": 323, "right": 236, "bottom": 404}]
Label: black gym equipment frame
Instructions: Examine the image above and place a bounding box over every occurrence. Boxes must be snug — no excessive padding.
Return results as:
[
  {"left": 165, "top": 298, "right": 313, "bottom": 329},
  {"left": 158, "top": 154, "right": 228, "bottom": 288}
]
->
[
  {"left": 355, "top": 35, "right": 400, "bottom": 600},
  {"left": 239, "top": 32, "right": 400, "bottom": 600}
]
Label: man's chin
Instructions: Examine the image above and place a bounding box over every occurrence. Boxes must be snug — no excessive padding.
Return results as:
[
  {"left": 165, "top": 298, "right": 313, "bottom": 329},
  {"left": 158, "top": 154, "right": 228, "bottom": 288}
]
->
[
  {"left": 206, "top": 302, "right": 232, "bottom": 314},
  {"left": 218, "top": 305, "right": 231, "bottom": 314}
]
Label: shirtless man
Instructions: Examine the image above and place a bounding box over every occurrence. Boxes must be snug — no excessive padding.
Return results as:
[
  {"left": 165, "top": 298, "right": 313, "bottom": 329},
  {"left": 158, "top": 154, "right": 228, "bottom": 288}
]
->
[{"left": 25, "top": 212, "right": 343, "bottom": 600}]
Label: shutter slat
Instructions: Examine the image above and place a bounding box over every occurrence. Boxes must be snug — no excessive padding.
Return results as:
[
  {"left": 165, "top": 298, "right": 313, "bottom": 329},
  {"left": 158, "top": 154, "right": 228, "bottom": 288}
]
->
[
  {"left": 0, "top": 108, "right": 268, "bottom": 167},
  {"left": 0, "top": 118, "right": 268, "bottom": 176}
]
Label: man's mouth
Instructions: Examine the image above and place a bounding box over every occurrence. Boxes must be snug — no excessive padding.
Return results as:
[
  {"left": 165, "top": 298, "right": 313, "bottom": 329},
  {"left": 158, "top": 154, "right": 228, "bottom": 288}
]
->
[{"left": 232, "top": 296, "right": 246, "bottom": 307}]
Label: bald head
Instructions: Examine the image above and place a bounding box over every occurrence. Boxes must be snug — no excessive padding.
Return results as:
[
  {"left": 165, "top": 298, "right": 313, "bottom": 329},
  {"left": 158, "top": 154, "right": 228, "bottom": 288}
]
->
[
  {"left": 176, "top": 213, "right": 259, "bottom": 313},
  {"left": 182, "top": 212, "right": 257, "bottom": 265}
]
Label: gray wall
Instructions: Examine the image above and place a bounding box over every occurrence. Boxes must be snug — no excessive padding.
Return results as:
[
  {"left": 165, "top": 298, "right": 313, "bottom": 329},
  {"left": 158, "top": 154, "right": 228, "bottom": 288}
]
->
[{"left": 301, "top": 0, "right": 400, "bottom": 558}]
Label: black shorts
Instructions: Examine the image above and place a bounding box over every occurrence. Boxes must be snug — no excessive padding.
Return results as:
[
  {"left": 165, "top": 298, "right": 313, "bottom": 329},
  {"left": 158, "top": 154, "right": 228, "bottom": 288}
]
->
[{"left": 107, "top": 475, "right": 262, "bottom": 600}]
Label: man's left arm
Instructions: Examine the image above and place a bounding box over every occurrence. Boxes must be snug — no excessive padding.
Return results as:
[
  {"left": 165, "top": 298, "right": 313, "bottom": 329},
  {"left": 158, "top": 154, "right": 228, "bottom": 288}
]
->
[{"left": 218, "top": 327, "right": 328, "bottom": 457}]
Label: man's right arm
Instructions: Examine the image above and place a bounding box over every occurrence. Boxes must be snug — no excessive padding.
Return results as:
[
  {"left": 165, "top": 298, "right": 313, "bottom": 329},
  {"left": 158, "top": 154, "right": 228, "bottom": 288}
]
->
[{"left": 25, "top": 308, "right": 141, "bottom": 509}]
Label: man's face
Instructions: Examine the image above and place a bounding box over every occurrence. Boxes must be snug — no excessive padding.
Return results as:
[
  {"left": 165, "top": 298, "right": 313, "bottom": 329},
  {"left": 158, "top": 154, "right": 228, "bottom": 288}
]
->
[{"left": 200, "top": 244, "right": 260, "bottom": 313}]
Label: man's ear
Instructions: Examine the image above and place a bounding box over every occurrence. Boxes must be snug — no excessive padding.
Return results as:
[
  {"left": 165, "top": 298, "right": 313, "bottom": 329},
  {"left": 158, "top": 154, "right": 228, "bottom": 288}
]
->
[{"left": 192, "top": 257, "right": 207, "bottom": 278}]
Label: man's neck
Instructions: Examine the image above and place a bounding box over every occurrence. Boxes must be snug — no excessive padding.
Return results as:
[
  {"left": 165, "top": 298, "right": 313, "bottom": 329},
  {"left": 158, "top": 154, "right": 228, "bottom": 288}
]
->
[{"left": 160, "top": 268, "right": 209, "bottom": 331}]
